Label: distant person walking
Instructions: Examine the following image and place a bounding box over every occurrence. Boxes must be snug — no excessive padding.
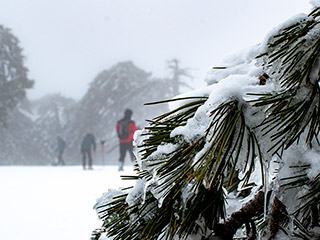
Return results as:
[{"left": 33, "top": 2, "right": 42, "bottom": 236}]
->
[
  {"left": 81, "top": 133, "right": 96, "bottom": 170},
  {"left": 56, "top": 136, "right": 66, "bottom": 165},
  {"left": 116, "top": 109, "right": 137, "bottom": 171}
]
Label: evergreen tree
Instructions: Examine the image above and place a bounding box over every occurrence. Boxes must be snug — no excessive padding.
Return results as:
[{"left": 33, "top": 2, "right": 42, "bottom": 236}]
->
[
  {"left": 0, "top": 25, "right": 33, "bottom": 127},
  {"left": 32, "top": 94, "right": 77, "bottom": 164},
  {"left": 0, "top": 100, "right": 51, "bottom": 165},
  {"left": 0, "top": 95, "right": 76, "bottom": 165},
  {"left": 93, "top": 5, "right": 320, "bottom": 240}
]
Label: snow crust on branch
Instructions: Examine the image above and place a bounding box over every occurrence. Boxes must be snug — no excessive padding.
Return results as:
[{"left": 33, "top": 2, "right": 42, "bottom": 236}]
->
[{"left": 95, "top": 6, "right": 320, "bottom": 239}]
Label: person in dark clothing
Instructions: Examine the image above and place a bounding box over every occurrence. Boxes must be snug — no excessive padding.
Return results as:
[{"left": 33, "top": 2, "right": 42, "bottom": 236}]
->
[
  {"left": 81, "top": 133, "right": 96, "bottom": 170},
  {"left": 116, "top": 109, "right": 137, "bottom": 171},
  {"left": 56, "top": 136, "right": 66, "bottom": 165}
]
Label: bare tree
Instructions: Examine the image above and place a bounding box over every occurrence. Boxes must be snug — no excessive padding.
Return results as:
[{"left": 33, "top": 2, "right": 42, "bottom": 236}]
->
[{"left": 167, "top": 58, "right": 193, "bottom": 96}]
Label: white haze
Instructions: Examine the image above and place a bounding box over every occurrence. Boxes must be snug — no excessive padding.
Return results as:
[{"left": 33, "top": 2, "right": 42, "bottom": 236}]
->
[{"left": 0, "top": 0, "right": 311, "bottom": 100}]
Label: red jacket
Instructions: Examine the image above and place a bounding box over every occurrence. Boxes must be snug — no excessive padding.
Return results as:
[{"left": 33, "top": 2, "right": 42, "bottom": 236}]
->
[{"left": 116, "top": 121, "right": 137, "bottom": 143}]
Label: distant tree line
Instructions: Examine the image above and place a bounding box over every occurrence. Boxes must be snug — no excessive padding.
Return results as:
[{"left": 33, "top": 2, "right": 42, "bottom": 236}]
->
[{"left": 0, "top": 25, "right": 193, "bottom": 165}]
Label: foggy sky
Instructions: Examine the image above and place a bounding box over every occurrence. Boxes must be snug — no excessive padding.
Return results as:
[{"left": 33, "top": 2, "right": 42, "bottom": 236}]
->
[{"left": 0, "top": 0, "right": 311, "bottom": 100}]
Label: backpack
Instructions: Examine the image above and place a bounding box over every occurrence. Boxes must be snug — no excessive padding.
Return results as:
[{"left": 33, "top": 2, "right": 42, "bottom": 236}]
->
[{"left": 118, "top": 119, "right": 130, "bottom": 140}]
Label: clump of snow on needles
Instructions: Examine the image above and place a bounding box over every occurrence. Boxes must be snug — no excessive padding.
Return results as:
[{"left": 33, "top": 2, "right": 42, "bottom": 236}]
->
[
  {"left": 260, "top": 13, "right": 309, "bottom": 52},
  {"left": 126, "top": 178, "right": 147, "bottom": 206},
  {"left": 134, "top": 39, "right": 281, "bottom": 210},
  {"left": 205, "top": 44, "right": 262, "bottom": 85}
]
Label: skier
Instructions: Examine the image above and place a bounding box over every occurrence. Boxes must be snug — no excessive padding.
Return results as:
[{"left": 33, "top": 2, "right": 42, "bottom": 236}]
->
[
  {"left": 56, "top": 136, "right": 66, "bottom": 165},
  {"left": 80, "top": 133, "right": 96, "bottom": 170},
  {"left": 116, "top": 109, "right": 137, "bottom": 171}
]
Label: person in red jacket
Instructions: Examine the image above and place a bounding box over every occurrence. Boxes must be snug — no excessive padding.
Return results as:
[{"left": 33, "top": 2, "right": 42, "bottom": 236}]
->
[{"left": 116, "top": 109, "right": 137, "bottom": 171}]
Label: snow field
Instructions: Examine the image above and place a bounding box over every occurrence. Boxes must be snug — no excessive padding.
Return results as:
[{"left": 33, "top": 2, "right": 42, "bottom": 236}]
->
[{"left": 0, "top": 166, "right": 135, "bottom": 240}]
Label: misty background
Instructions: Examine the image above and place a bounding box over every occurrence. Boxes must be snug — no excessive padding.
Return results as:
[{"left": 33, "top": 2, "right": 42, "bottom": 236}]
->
[{"left": 0, "top": 0, "right": 311, "bottom": 165}]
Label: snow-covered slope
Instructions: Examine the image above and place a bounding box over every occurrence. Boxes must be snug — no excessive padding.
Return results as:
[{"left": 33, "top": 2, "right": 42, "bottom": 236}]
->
[{"left": 0, "top": 165, "right": 135, "bottom": 240}]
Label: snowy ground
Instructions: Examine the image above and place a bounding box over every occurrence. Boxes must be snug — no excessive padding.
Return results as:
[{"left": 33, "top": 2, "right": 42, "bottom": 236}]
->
[{"left": 0, "top": 165, "right": 136, "bottom": 240}]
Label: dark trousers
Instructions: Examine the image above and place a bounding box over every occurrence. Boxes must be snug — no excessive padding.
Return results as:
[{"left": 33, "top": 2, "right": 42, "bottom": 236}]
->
[
  {"left": 119, "top": 142, "right": 135, "bottom": 168},
  {"left": 57, "top": 151, "right": 65, "bottom": 165},
  {"left": 82, "top": 150, "right": 92, "bottom": 168}
]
